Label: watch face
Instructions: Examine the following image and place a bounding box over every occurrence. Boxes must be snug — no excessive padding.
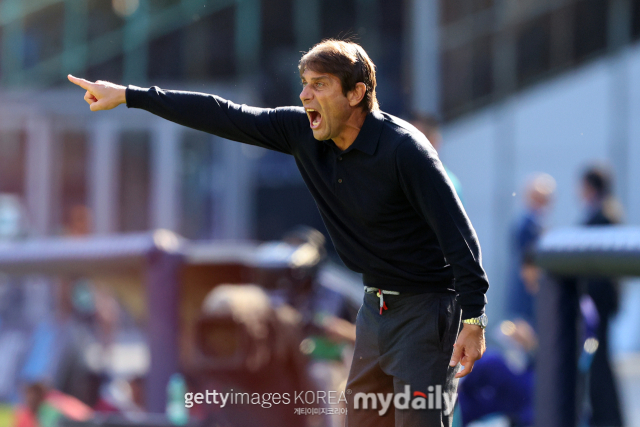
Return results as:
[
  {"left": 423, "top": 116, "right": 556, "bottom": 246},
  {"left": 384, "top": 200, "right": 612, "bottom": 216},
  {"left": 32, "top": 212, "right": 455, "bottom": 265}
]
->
[{"left": 480, "top": 315, "right": 488, "bottom": 327}]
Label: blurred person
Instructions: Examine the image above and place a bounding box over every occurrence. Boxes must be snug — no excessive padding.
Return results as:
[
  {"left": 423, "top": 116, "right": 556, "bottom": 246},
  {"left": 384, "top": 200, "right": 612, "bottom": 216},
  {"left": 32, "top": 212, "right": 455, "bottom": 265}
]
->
[
  {"left": 460, "top": 174, "right": 554, "bottom": 427},
  {"left": 410, "top": 114, "right": 464, "bottom": 203},
  {"left": 55, "top": 279, "right": 141, "bottom": 410},
  {"left": 0, "top": 194, "right": 29, "bottom": 241},
  {"left": 68, "top": 39, "right": 490, "bottom": 427},
  {"left": 262, "top": 226, "right": 356, "bottom": 340},
  {"left": 579, "top": 165, "right": 623, "bottom": 427},
  {"left": 93, "top": 377, "right": 145, "bottom": 420},
  {"left": 64, "top": 205, "right": 93, "bottom": 237},
  {"left": 507, "top": 173, "right": 556, "bottom": 325},
  {"left": 56, "top": 205, "right": 122, "bottom": 407},
  {"left": 581, "top": 166, "right": 623, "bottom": 225},
  {"left": 14, "top": 382, "right": 93, "bottom": 427},
  {"left": 256, "top": 227, "right": 357, "bottom": 427},
  {"left": 457, "top": 320, "right": 536, "bottom": 426},
  {"left": 15, "top": 383, "right": 47, "bottom": 427},
  {"left": 189, "top": 284, "right": 320, "bottom": 427}
]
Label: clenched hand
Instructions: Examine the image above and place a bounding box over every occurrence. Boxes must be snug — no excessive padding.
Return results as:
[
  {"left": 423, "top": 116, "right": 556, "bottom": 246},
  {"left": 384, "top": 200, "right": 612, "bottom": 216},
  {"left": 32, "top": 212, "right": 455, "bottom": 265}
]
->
[{"left": 68, "top": 75, "right": 127, "bottom": 111}]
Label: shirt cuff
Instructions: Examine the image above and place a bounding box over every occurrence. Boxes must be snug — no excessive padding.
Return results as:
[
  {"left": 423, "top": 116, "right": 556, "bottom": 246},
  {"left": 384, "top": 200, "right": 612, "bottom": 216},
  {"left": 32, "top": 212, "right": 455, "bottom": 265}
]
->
[
  {"left": 460, "top": 304, "right": 485, "bottom": 320},
  {"left": 125, "top": 85, "right": 149, "bottom": 109}
]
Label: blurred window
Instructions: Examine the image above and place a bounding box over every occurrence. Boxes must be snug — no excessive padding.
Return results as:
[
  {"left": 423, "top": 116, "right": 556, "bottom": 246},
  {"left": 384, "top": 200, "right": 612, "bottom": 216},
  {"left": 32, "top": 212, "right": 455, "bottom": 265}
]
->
[
  {"left": 180, "top": 132, "right": 214, "bottom": 240},
  {"left": 574, "top": 0, "right": 608, "bottom": 62},
  {"left": 149, "top": 29, "right": 185, "bottom": 81},
  {"left": 85, "top": 0, "right": 125, "bottom": 82},
  {"left": 206, "top": 7, "right": 237, "bottom": 78},
  {"left": 441, "top": 36, "right": 493, "bottom": 117},
  {"left": 517, "top": 15, "right": 552, "bottom": 87},
  {"left": 438, "top": 0, "right": 635, "bottom": 119},
  {"left": 86, "top": 55, "right": 124, "bottom": 84},
  {"left": 0, "top": 132, "right": 26, "bottom": 196},
  {"left": 548, "top": 6, "right": 575, "bottom": 69},
  {"left": 471, "top": 36, "right": 493, "bottom": 99},
  {"left": 23, "top": 3, "right": 64, "bottom": 66},
  {"left": 441, "top": 0, "right": 493, "bottom": 25},
  {"left": 631, "top": 0, "right": 640, "bottom": 40},
  {"left": 378, "top": 0, "right": 406, "bottom": 115},
  {"left": 87, "top": 0, "right": 125, "bottom": 39},
  {"left": 321, "top": 0, "right": 356, "bottom": 39},
  {"left": 119, "top": 132, "right": 150, "bottom": 232},
  {"left": 59, "top": 132, "right": 89, "bottom": 234},
  {"left": 259, "top": 0, "right": 296, "bottom": 106},
  {"left": 442, "top": 43, "right": 474, "bottom": 116},
  {"left": 262, "top": 0, "right": 295, "bottom": 48}
]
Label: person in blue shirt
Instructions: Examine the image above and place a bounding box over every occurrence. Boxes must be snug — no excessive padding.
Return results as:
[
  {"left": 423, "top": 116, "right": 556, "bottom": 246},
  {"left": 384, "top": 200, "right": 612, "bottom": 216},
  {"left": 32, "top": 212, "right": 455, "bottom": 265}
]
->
[{"left": 507, "top": 173, "right": 556, "bottom": 325}]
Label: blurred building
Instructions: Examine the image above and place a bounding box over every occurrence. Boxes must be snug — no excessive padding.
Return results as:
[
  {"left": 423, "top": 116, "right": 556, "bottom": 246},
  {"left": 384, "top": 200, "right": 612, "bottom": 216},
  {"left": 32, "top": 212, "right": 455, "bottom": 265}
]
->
[
  {"left": 437, "top": 0, "right": 640, "bottom": 118},
  {"left": 1, "top": 0, "right": 400, "bottom": 244}
]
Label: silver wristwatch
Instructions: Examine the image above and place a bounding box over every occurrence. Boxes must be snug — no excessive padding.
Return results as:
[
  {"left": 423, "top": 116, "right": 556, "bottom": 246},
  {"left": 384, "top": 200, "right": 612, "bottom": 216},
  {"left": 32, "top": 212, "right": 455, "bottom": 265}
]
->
[{"left": 462, "top": 313, "right": 488, "bottom": 329}]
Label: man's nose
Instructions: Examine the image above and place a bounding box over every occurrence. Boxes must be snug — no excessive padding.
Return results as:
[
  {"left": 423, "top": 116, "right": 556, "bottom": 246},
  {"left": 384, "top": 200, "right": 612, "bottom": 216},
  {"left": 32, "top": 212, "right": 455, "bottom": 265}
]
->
[{"left": 300, "top": 85, "right": 312, "bottom": 103}]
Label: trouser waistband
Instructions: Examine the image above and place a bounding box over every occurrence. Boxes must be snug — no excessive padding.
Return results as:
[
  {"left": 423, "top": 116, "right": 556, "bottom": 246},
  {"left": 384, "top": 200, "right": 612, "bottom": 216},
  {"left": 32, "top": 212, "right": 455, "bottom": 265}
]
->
[{"left": 364, "top": 286, "right": 400, "bottom": 295}]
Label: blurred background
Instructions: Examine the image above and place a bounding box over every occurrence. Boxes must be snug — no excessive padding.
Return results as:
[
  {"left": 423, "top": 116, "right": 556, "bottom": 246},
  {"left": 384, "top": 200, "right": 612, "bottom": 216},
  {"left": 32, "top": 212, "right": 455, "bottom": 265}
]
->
[{"left": 1, "top": 0, "right": 640, "bottom": 426}]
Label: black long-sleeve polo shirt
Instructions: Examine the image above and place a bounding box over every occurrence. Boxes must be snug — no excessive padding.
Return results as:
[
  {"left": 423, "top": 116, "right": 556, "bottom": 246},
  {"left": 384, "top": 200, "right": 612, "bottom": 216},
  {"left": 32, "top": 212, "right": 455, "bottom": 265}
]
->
[{"left": 126, "top": 86, "right": 489, "bottom": 318}]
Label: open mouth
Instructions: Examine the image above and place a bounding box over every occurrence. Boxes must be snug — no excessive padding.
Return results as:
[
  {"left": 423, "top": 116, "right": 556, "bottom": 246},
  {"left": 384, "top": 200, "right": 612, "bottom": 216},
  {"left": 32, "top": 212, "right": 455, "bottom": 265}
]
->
[{"left": 306, "top": 109, "right": 322, "bottom": 129}]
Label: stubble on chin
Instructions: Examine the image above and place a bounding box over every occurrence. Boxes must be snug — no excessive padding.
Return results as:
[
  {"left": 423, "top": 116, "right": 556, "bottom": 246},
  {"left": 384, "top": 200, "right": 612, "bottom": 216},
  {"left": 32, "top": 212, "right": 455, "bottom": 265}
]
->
[{"left": 312, "top": 130, "right": 328, "bottom": 141}]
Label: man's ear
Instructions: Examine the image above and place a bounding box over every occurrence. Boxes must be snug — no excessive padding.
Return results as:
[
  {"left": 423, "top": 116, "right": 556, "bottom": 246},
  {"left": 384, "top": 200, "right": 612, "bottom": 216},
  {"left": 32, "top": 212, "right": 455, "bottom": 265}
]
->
[{"left": 348, "top": 82, "right": 367, "bottom": 107}]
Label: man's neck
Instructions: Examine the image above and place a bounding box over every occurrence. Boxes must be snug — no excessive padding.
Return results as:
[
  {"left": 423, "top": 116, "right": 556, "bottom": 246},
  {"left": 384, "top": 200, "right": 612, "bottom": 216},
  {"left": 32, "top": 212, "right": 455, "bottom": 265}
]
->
[{"left": 332, "top": 109, "right": 368, "bottom": 151}]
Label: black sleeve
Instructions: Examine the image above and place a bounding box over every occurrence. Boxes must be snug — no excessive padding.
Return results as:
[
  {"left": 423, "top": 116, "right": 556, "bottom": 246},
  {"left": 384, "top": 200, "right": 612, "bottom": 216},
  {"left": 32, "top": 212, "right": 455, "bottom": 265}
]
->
[
  {"left": 126, "top": 85, "right": 307, "bottom": 155},
  {"left": 395, "top": 137, "right": 489, "bottom": 319}
]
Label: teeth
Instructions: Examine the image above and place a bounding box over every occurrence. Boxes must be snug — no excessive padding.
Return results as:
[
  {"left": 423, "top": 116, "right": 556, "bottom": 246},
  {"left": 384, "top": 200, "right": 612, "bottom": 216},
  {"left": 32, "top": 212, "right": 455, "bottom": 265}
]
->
[
  {"left": 313, "top": 120, "right": 320, "bottom": 125},
  {"left": 306, "top": 109, "right": 315, "bottom": 112}
]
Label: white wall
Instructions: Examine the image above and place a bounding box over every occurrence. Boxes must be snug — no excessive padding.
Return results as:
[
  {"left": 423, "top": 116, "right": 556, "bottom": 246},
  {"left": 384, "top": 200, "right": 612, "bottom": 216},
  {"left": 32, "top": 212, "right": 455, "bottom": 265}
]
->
[{"left": 440, "top": 42, "right": 640, "bottom": 327}]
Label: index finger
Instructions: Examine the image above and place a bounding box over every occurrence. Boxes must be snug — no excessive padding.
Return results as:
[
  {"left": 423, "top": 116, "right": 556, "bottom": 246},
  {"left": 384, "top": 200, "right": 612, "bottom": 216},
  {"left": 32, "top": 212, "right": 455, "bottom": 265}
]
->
[
  {"left": 454, "top": 359, "right": 475, "bottom": 378},
  {"left": 68, "top": 75, "right": 94, "bottom": 91}
]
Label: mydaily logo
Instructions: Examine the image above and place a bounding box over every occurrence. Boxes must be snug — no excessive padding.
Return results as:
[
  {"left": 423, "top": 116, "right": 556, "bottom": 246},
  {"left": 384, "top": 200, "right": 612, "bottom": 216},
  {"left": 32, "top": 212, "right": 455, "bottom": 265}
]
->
[{"left": 353, "top": 385, "right": 457, "bottom": 416}]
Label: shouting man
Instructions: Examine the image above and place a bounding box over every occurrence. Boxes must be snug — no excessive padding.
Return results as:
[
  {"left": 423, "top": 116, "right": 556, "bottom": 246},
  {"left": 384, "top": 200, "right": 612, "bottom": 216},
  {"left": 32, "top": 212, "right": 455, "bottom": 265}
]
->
[{"left": 69, "top": 39, "right": 489, "bottom": 427}]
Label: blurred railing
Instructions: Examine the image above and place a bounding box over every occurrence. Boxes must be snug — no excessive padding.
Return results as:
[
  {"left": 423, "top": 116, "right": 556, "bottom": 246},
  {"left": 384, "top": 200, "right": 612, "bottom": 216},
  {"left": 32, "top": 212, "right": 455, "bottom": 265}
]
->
[{"left": 534, "top": 226, "right": 640, "bottom": 427}]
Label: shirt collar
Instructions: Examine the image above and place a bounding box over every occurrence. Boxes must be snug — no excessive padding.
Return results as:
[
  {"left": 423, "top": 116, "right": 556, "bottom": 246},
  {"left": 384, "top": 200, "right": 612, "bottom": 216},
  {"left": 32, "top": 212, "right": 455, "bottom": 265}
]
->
[{"left": 323, "top": 110, "right": 385, "bottom": 156}]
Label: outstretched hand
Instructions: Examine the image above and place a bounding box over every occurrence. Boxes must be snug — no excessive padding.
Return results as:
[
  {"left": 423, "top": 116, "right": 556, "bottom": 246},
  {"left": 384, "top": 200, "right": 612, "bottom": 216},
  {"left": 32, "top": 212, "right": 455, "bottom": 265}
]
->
[
  {"left": 449, "top": 323, "right": 486, "bottom": 378},
  {"left": 68, "top": 75, "right": 127, "bottom": 111}
]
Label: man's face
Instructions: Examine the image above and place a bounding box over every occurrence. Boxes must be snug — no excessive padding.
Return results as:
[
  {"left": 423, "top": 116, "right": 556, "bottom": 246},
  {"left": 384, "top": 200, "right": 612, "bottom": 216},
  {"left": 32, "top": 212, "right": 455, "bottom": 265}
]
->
[
  {"left": 299, "top": 69, "right": 353, "bottom": 141},
  {"left": 581, "top": 181, "right": 598, "bottom": 205}
]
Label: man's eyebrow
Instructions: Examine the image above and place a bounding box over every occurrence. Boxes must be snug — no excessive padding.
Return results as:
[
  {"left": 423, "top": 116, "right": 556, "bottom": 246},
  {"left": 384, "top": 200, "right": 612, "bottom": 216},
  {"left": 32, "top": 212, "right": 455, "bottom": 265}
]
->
[{"left": 302, "top": 75, "right": 330, "bottom": 83}]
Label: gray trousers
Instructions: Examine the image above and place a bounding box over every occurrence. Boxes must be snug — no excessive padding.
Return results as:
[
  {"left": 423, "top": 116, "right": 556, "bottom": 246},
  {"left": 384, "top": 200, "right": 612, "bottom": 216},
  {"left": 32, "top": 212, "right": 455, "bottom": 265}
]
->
[{"left": 346, "top": 291, "right": 461, "bottom": 427}]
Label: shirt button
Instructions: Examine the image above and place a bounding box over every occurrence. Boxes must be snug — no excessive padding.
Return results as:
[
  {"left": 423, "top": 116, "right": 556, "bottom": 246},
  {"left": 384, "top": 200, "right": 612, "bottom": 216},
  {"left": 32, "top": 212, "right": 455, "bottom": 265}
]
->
[
  {"left": 338, "top": 179, "right": 343, "bottom": 183},
  {"left": 338, "top": 156, "right": 343, "bottom": 161}
]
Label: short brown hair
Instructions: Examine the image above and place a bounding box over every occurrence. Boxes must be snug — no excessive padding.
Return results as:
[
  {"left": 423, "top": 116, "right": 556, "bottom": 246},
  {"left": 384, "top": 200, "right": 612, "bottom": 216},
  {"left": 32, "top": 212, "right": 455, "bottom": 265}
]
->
[{"left": 299, "top": 40, "right": 379, "bottom": 113}]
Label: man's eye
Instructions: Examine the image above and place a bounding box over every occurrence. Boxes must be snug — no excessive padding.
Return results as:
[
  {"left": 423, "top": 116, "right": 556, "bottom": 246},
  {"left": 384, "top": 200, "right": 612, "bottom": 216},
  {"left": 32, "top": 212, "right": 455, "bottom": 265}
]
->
[{"left": 316, "top": 82, "right": 324, "bottom": 88}]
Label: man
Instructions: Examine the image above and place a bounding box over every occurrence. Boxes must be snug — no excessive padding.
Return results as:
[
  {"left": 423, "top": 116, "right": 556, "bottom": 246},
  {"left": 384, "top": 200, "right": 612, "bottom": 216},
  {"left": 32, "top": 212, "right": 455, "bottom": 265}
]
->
[
  {"left": 507, "top": 173, "right": 556, "bottom": 325},
  {"left": 68, "top": 39, "right": 489, "bottom": 426},
  {"left": 579, "top": 166, "right": 623, "bottom": 427}
]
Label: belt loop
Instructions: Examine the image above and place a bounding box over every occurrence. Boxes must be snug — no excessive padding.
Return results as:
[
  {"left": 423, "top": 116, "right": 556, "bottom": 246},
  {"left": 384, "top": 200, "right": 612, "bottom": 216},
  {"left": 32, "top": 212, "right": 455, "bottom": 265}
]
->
[
  {"left": 377, "top": 290, "right": 388, "bottom": 315},
  {"left": 364, "top": 287, "right": 396, "bottom": 315}
]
